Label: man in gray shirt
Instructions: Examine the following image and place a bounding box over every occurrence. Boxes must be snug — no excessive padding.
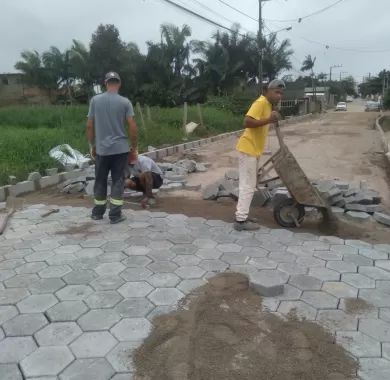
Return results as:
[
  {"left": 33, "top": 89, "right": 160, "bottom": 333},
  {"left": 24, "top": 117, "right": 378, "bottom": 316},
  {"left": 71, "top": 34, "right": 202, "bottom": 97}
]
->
[
  {"left": 87, "top": 71, "right": 138, "bottom": 224},
  {"left": 125, "top": 154, "right": 163, "bottom": 206}
]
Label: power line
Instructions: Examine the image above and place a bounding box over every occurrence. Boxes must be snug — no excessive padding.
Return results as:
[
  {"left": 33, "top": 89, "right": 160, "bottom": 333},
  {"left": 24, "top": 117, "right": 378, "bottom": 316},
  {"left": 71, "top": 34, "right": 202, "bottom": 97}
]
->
[
  {"left": 267, "top": 0, "right": 346, "bottom": 22},
  {"left": 159, "top": 0, "right": 249, "bottom": 37},
  {"left": 216, "top": 0, "right": 257, "bottom": 22}
]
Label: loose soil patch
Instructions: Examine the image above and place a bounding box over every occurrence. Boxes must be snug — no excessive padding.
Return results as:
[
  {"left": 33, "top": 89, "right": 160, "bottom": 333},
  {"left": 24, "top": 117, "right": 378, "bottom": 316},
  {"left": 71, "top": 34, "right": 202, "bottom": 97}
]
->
[
  {"left": 344, "top": 298, "right": 374, "bottom": 315},
  {"left": 133, "top": 273, "right": 358, "bottom": 380}
]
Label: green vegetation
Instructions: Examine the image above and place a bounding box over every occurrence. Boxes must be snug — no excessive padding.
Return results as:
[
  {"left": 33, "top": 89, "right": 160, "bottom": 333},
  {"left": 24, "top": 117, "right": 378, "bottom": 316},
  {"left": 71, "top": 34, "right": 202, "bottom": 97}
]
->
[{"left": 0, "top": 104, "right": 243, "bottom": 185}]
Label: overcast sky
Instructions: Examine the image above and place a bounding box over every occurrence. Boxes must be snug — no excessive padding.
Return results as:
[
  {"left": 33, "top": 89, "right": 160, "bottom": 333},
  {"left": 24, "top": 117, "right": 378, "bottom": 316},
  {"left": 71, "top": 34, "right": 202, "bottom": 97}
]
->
[{"left": 1, "top": 0, "right": 389, "bottom": 83}]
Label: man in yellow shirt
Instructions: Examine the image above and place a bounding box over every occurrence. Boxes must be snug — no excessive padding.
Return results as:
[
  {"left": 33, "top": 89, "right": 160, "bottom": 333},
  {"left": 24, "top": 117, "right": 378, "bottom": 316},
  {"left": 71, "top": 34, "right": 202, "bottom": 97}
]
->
[{"left": 234, "top": 79, "right": 286, "bottom": 231}]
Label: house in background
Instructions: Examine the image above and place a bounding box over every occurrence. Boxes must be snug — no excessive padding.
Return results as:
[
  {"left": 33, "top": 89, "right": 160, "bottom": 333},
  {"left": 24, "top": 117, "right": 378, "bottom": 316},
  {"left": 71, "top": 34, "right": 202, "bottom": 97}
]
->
[{"left": 0, "top": 73, "right": 53, "bottom": 106}]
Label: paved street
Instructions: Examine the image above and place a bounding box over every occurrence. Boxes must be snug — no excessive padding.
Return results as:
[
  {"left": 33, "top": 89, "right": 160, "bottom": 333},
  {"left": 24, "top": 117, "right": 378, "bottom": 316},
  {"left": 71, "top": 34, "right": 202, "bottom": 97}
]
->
[{"left": 0, "top": 204, "right": 390, "bottom": 379}]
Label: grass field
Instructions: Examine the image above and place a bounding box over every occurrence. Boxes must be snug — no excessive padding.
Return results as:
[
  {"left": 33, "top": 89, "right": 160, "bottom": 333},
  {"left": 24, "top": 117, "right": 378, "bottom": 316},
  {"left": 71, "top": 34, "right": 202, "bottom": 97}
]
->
[{"left": 0, "top": 104, "right": 243, "bottom": 185}]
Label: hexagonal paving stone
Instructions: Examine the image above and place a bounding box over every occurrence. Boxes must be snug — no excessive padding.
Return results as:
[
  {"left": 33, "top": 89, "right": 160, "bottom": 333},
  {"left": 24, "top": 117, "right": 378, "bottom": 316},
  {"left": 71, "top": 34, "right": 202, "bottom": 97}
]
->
[
  {"left": 268, "top": 251, "right": 296, "bottom": 263},
  {"left": 221, "top": 253, "right": 249, "bottom": 265},
  {"left": 147, "top": 250, "right": 176, "bottom": 262},
  {"left": 63, "top": 270, "right": 97, "bottom": 285},
  {"left": 54, "top": 245, "right": 81, "bottom": 254},
  {"left": 359, "top": 248, "right": 388, "bottom": 260},
  {"left": 148, "top": 240, "right": 174, "bottom": 251},
  {"left": 380, "top": 308, "right": 390, "bottom": 323},
  {"left": 0, "top": 306, "right": 18, "bottom": 325},
  {"left": 359, "top": 318, "right": 390, "bottom": 342},
  {"left": 90, "top": 275, "right": 125, "bottom": 291},
  {"left": 75, "top": 248, "right": 104, "bottom": 260},
  {"left": 247, "top": 258, "right": 277, "bottom": 270},
  {"left": 118, "top": 282, "right": 154, "bottom": 298},
  {"left": 0, "top": 270, "right": 16, "bottom": 282},
  {"left": 78, "top": 309, "right": 121, "bottom": 331},
  {"left": 16, "top": 262, "right": 48, "bottom": 275},
  {"left": 308, "top": 268, "right": 340, "bottom": 282},
  {"left": 216, "top": 244, "right": 242, "bottom": 253},
  {"left": 56, "top": 285, "right": 94, "bottom": 301},
  {"left": 46, "top": 301, "right": 88, "bottom": 322},
  {"left": 330, "top": 245, "right": 358, "bottom": 255},
  {"left": 359, "top": 289, "right": 390, "bottom": 308},
  {"left": 101, "top": 241, "right": 128, "bottom": 252},
  {"left": 59, "top": 358, "right": 115, "bottom": 380},
  {"left": 148, "top": 288, "right": 184, "bottom": 306},
  {"left": 70, "top": 331, "right": 117, "bottom": 358},
  {"left": 4, "top": 274, "right": 39, "bottom": 288},
  {"left": 20, "top": 346, "right": 74, "bottom": 377},
  {"left": 177, "top": 279, "right": 206, "bottom": 294},
  {"left": 0, "top": 364, "right": 23, "bottom": 380},
  {"left": 316, "top": 310, "right": 358, "bottom": 332},
  {"left": 277, "top": 300, "right": 317, "bottom": 320},
  {"left": 326, "top": 261, "right": 357, "bottom": 274},
  {"left": 35, "top": 322, "right": 82, "bottom": 346},
  {"left": 342, "top": 253, "right": 373, "bottom": 267},
  {"left": 80, "top": 239, "right": 107, "bottom": 248},
  {"left": 173, "top": 255, "right": 201, "bottom": 267},
  {"left": 38, "top": 265, "right": 72, "bottom": 279},
  {"left": 336, "top": 331, "right": 381, "bottom": 358},
  {"left": 111, "top": 318, "right": 151, "bottom": 342},
  {"left": 359, "top": 358, "right": 390, "bottom": 380},
  {"left": 338, "top": 298, "right": 377, "bottom": 318},
  {"left": 341, "top": 273, "right": 375, "bottom": 289},
  {"left": 120, "top": 267, "right": 153, "bottom": 282},
  {"left": 98, "top": 252, "right": 127, "bottom": 263},
  {"left": 277, "top": 263, "right": 308, "bottom": 276},
  {"left": 359, "top": 266, "right": 390, "bottom": 280},
  {"left": 147, "top": 273, "right": 181, "bottom": 288},
  {"left": 115, "top": 298, "right": 155, "bottom": 318},
  {"left": 195, "top": 248, "right": 223, "bottom": 260},
  {"left": 288, "top": 275, "right": 322, "bottom": 291},
  {"left": 32, "top": 241, "right": 61, "bottom": 252},
  {"left": 170, "top": 244, "right": 198, "bottom": 256},
  {"left": 17, "top": 294, "right": 58, "bottom": 313},
  {"left": 167, "top": 233, "right": 195, "bottom": 245},
  {"left": 301, "top": 291, "right": 338, "bottom": 309},
  {"left": 122, "top": 255, "right": 152, "bottom": 267},
  {"left": 175, "top": 266, "right": 205, "bottom": 279},
  {"left": 313, "top": 251, "right": 343, "bottom": 261},
  {"left": 0, "top": 336, "right": 37, "bottom": 363},
  {"left": 322, "top": 281, "right": 358, "bottom": 298},
  {"left": 147, "top": 261, "right": 178, "bottom": 273},
  {"left": 94, "top": 262, "right": 126, "bottom": 277},
  {"left": 376, "top": 260, "right": 390, "bottom": 272},
  {"left": 106, "top": 341, "right": 139, "bottom": 372},
  {"left": 28, "top": 278, "right": 66, "bottom": 294},
  {"left": 3, "top": 313, "right": 48, "bottom": 337},
  {"left": 193, "top": 239, "right": 217, "bottom": 249},
  {"left": 85, "top": 290, "right": 123, "bottom": 309},
  {"left": 199, "top": 260, "right": 228, "bottom": 272},
  {"left": 249, "top": 270, "right": 289, "bottom": 297}
]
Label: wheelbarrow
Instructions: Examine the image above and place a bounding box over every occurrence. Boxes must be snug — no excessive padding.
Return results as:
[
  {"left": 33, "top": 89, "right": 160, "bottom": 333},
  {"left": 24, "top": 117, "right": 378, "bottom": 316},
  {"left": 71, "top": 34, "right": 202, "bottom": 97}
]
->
[{"left": 258, "top": 122, "right": 329, "bottom": 228}]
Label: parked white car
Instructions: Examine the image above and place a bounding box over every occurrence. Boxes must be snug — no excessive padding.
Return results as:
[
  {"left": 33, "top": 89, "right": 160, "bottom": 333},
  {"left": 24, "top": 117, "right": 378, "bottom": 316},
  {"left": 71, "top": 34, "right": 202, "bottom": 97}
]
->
[{"left": 335, "top": 102, "right": 347, "bottom": 111}]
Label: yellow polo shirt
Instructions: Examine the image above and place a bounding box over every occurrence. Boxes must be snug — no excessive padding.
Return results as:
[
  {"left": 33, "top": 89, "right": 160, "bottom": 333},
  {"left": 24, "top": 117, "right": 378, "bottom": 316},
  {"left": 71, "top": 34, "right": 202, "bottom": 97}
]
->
[{"left": 236, "top": 95, "right": 272, "bottom": 157}]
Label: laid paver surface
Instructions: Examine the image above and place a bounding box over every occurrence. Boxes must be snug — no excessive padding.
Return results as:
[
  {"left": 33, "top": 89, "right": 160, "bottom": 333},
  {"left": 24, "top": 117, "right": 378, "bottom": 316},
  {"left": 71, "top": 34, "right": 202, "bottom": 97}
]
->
[{"left": 0, "top": 205, "right": 390, "bottom": 379}]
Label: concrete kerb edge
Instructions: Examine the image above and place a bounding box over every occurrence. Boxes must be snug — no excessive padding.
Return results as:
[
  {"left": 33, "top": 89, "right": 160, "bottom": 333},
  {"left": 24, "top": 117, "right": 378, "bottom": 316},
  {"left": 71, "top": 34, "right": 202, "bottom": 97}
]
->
[{"left": 376, "top": 115, "right": 390, "bottom": 154}]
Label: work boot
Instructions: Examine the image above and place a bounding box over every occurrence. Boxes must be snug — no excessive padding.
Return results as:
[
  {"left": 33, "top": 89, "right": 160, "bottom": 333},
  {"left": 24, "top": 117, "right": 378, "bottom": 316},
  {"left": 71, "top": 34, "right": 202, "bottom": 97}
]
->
[
  {"left": 91, "top": 214, "right": 103, "bottom": 221},
  {"left": 234, "top": 220, "right": 260, "bottom": 231},
  {"left": 110, "top": 215, "right": 127, "bottom": 224}
]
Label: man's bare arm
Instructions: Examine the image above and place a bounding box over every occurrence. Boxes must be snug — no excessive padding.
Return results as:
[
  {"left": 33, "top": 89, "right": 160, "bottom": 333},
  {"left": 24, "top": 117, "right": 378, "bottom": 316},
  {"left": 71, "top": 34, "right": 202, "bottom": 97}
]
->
[
  {"left": 127, "top": 116, "right": 138, "bottom": 151},
  {"left": 86, "top": 118, "right": 95, "bottom": 144},
  {"left": 243, "top": 111, "right": 279, "bottom": 129}
]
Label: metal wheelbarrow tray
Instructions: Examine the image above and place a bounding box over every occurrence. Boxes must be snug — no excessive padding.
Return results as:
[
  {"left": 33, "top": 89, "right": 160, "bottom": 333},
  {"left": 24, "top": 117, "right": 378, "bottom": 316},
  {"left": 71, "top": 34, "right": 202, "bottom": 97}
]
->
[{"left": 258, "top": 123, "right": 329, "bottom": 228}]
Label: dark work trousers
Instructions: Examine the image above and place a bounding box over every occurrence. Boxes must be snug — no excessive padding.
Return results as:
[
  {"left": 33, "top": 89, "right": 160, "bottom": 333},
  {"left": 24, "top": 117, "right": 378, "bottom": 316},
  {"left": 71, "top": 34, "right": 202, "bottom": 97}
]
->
[{"left": 92, "top": 153, "right": 128, "bottom": 220}]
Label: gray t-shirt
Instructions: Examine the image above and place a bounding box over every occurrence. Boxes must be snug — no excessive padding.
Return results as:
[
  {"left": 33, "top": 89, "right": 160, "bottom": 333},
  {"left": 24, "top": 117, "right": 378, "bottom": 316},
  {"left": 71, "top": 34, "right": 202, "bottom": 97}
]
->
[
  {"left": 129, "top": 156, "right": 163, "bottom": 178},
  {"left": 87, "top": 92, "right": 134, "bottom": 156}
]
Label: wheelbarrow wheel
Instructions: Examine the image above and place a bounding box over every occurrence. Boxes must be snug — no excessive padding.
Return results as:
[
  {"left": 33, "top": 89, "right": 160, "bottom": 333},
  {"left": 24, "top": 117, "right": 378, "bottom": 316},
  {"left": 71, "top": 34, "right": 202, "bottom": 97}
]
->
[{"left": 273, "top": 198, "right": 305, "bottom": 228}]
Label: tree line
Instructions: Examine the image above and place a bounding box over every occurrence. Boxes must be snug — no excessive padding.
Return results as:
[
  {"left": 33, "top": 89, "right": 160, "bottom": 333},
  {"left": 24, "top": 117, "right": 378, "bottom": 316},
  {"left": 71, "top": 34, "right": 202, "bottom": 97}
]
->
[{"left": 14, "top": 23, "right": 294, "bottom": 106}]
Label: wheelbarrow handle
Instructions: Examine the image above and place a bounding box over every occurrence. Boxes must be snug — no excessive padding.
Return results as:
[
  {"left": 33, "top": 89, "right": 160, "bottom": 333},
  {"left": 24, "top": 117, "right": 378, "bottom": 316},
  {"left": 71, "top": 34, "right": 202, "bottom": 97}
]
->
[{"left": 274, "top": 121, "right": 286, "bottom": 148}]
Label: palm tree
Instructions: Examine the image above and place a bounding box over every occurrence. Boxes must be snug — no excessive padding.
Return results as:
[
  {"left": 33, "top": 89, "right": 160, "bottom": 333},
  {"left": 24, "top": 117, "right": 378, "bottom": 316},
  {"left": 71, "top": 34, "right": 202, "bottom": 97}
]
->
[
  {"left": 160, "top": 23, "right": 192, "bottom": 77},
  {"left": 301, "top": 54, "right": 317, "bottom": 98}
]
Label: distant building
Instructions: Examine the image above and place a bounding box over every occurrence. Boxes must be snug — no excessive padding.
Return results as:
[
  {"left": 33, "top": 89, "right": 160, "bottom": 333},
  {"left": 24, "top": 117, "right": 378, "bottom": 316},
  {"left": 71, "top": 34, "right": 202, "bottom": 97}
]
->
[{"left": 0, "top": 73, "right": 53, "bottom": 106}]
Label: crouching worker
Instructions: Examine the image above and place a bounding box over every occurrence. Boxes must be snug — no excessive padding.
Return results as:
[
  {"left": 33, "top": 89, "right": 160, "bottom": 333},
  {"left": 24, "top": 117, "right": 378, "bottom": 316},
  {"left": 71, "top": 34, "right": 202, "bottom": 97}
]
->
[{"left": 125, "top": 152, "right": 163, "bottom": 206}]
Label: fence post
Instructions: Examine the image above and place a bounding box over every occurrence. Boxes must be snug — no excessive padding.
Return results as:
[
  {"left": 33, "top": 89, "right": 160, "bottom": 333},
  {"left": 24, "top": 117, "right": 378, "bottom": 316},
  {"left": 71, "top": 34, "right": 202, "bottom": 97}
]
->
[
  {"left": 136, "top": 102, "right": 146, "bottom": 130},
  {"left": 197, "top": 103, "right": 204, "bottom": 128},
  {"left": 183, "top": 102, "right": 188, "bottom": 132},
  {"left": 146, "top": 105, "right": 152, "bottom": 123}
]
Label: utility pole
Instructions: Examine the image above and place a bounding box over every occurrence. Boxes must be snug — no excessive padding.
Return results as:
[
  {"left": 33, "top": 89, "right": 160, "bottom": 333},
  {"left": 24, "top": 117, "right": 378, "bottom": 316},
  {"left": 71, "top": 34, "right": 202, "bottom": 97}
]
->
[{"left": 258, "top": 0, "right": 270, "bottom": 95}]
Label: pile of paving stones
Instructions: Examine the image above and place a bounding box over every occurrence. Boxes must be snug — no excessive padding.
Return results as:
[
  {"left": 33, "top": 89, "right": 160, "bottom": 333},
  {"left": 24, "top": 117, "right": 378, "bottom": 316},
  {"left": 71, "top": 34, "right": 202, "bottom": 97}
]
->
[
  {"left": 313, "top": 179, "right": 390, "bottom": 227},
  {"left": 202, "top": 170, "right": 239, "bottom": 201},
  {"left": 58, "top": 159, "right": 209, "bottom": 198}
]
